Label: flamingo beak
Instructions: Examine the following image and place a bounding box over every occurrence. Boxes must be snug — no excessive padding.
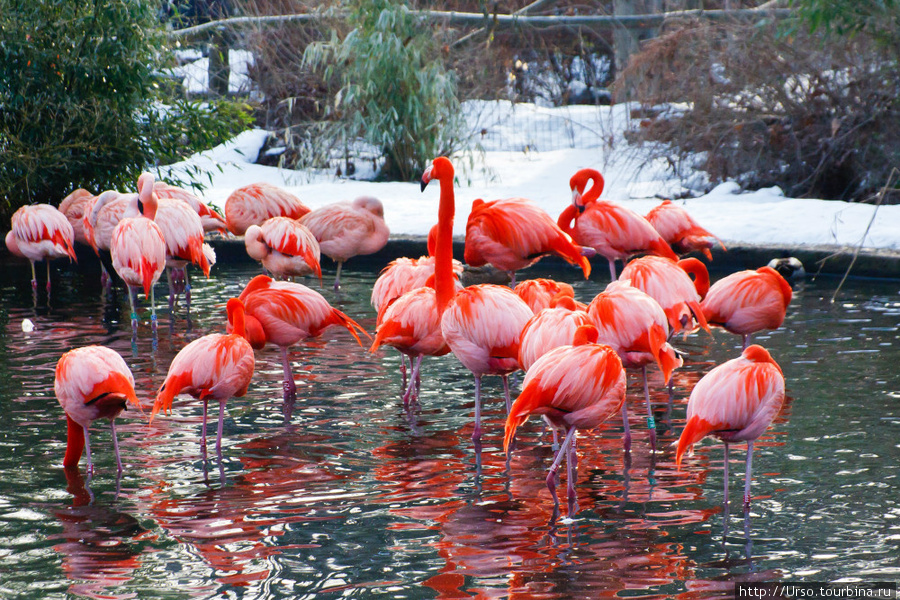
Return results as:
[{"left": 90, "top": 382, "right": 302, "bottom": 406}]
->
[{"left": 421, "top": 164, "right": 434, "bottom": 192}]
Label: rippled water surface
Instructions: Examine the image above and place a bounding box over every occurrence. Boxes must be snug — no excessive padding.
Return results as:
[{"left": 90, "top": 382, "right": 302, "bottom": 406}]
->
[{"left": 0, "top": 255, "right": 898, "bottom": 599}]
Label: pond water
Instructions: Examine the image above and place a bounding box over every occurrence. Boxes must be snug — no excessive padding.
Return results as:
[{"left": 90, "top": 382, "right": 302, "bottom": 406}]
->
[{"left": 0, "top": 254, "right": 898, "bottom": 599}]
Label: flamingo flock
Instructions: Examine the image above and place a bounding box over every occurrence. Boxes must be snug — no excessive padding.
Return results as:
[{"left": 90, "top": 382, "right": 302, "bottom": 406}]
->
[{"left": 7, "top": 158, "right": 793, "bottom": 526}]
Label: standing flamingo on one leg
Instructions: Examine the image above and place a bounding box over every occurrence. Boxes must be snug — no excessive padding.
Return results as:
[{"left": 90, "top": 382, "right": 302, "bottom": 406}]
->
[
  {"left": 55, "top": 346, "right": 140, "bottom": 475},
  {"left": 463, "top": 197, "right": 592, "bottom": 286},
  {"left": 701, "top": 266, "right": 793, "bottom": 349},
  {"left": 244, "top": 217, "right": 322, "bottom": 281},
  {"left": 236, "top": 275, "right": 369, "bottom": 419},
  {"left": 676, "top": 345, "right": 785, "bottom": 512},
  {"left": 152, "top": 298, "right": 256, "bottom": 479},
  {"left": 505, "top": 324, "right": 626, "bottom": 519},
  {"left": 558, "top": 168, "right": 677, "bottom": 280},
  {"left": 301, "top": 196, "right": 390, "bottom": 290},
  {"left": 5, "top": 204, "right": 77, "bottom": 296},
  {"left": 103, "top": 175, "right": 167, "bottom": 339}
]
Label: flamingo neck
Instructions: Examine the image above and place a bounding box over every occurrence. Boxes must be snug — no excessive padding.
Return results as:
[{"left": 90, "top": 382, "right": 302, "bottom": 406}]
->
[
  {"left": 227, "top": 299, "right": 246, "bottom": 337},
  {"left": 557, "top": 204, "right": 579, "bottom": 236},
  {"left": 63, "top": 415, "right": 85, "bottom": 468},
  {"left": 434, "top": 175, "right": 456, "bottom": 314},
  {"left": 678, "top": 258, "right": 710, "bottom": 298},
  {"left": 580, "top": 169, "right": 604, "bottom": 205}
]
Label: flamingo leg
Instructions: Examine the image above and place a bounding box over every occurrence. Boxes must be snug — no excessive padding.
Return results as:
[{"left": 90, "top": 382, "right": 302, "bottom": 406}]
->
[
  {"left": 82, "top": 424, "right": 94, "bottom": 475},
  {"left": 401, "top": 355, "right": 422, "bottom": 410},
  {"left": 201, "top": 398, "right": 209, "bottom": 462},
  {"left": 608, "top": 258, "right": 617, "bottom": 281},
  {"left": 642, "top": 366, "right": 657, "bottom": 452},
  {"left": 184, "top": 268, "right": 192, "bottom": 320},
  {"left": 110, "top": 420, "right": 122, "bottom": 474},
  {"left": 744, "top": 441, "right": 754, "bottom": 507},
  {"left": 280, "top": 346, "right": 297, "bottom": 403},
  {"left": 542, "top": 415, "right": 560, "bottom": 451},
  {"left": 742, "top": 334, "right": 750, "bottom": 350},
  {"left": 150, "top": 285, "right": 158, "bottom": 337},
  {"left": 723, "top": 441, "right": 731, "bottom": 517},
  {"left": 216, "top": 400, "right": 225, "bottom": 463},
  {"left": 399, "top": 353, "right": 408, "bottom": 392},
  {"left": 46, "top": 261, "right": 52, "bottom": 294},
  {"left": 546, "top": 427, "right": 576, "bottom": 508},
  {"left": 128, "top": 286, "right": 139, "bottom": 335},
  {"left": 502, "top": 374, "right": 512, "bottom": 414},
  {"left": 472, "top": 375, "right": 483, "bottom": 445},
  {"left": 508, "top": 271, "right": 517, "bottom": 288},
  {"left": 166, "top": 269, "right": 176, "bottom": 318},
  {"left": 567, "top": 432, "right": 579, "bottom": 513},
  {"left": 621, "top": 401, "right": 632, "bottom": 454},
  {"left": 30, "top": 261, "right": 38, "bottom": 290},
  {"left": 333, "top": 261, "right": 344, "bottom": 290}
]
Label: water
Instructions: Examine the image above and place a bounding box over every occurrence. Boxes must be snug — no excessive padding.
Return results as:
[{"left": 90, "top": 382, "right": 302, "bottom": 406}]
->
[{"left": 0, "top": 256, "right": 898, "bottom": 599}]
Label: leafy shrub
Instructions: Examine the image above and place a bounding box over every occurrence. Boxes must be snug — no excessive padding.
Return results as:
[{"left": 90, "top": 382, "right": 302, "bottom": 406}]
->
[
  {"left": 0, "top": 0, "right": 251, "bottom": 221},
  {"left": 616, "top": 19, "right": 900, "bottom": 202},
  {"left": 303, "top": 0, "right": 467, "bottom": 181}
]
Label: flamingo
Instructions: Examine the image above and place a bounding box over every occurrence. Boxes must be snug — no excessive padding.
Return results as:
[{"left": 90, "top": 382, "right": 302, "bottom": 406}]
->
[
  {"left": 54, "top": 346, "right": 140, "bottom": 474},
  {"left": 99, "top": 175, "right": 167, "bottom": 336},
  {"left": 153, "top": 180, "right": 228, "bottom": 235},
  {"left": 645, "top": 199, "right": 725, "bottom": 260},
  {"left": 587, "top": 280, "right": 683, "bottom": 451},
  {"left": 244, "top": 216, "right": 322, "bottom": 281},
  {"left": 5, "top": 204, "right": 77, "bottom": 293},
  {"left": 518, "top": 295, "right": 593, "bottom": 371},
  {"left": 235, "top": 275, "right": 369, "bottom": 416},
  {"left": 504, "top": 324, "right": 626, "bottom": 514},
  {"left": 701, "top": 266, "right": 793, "bottom": 349},
  {"left": 513, "top": 278, "right": 583, "bottom": 313},
  {"left": 154, "top": 188, "right": 216, "bottom": 320},
  {"left": 463, "top": 197, "right": 592, "bottom": 285},
  {"left": 225, "top": 182, "right": 310, "bottom": 236},
  {"left": 58, "top": 188, "right": 95, "bottom": 247},
  {"left": 152, "top": 298, "right": 256, "bottom": 466},
  {"left": 84, "top": 190, "right": 131, "bottom": 289},
  {"left": 558, "top": 168, "right": 677, "bottom": 280},
  {"left": 676, "top": 344, "right": 785, "bottom": 509},
  {"left": 619, "top": 256, "right": 711, "bottom": 338},
  {"left": 300, "top": 196, "right": 390, "bottom": 289}
]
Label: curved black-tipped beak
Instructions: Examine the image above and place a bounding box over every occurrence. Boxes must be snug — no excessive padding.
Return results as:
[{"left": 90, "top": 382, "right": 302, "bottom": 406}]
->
[{"left": 421, "top": 179, "right": 429, "bottom": 192}]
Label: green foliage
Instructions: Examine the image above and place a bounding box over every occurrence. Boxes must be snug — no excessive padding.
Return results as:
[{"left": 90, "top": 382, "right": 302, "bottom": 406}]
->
[
  {"left": 303, "top": 0, "right": 466, "bottom": 181},
  {"left": 0, "top": 0, "right": 252, "bottom": 221},
  {"left": 789, "top": 0, "right": 900, "bottom": 48}
]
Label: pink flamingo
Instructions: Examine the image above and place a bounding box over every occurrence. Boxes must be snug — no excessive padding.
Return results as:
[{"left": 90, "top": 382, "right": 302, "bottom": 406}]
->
[
  {"left": 505, "top": 324, "right": 626, "bottom": 515},
  {"left": 55, "top": 345, "right": 140, "bottom": 474},
  {"left": 587, "top": 280, "right": 683, "bottom": 451},
  {"left": 645, "top": 199, "right": 725, "bottom": 260},
  {"left": 235, "top": 275, "right": 369, "bottom": 417},
  {"left": 701, "top": 266, "right": 793, "bottom": 349},
  {"left": 558, "top": 168, "right": 677, "bottom": 280},
  {"left": 244, "top": 216, "right": 322, "bottom": 281},
  {"left": 5, "top": 204, "right": 77, "bottom": 293},
  {"left": 619, "top": 256, "right": 711, "bottom": 338},
  {"left": 153, "top": 180, "right": 228, "bottom": 235},
  {"left": 153, "top": 298, "right": 256, "bottom": 468},
  {"left": 518, "top": 295, "right": 593, "bottom": 371},
  {"left": 676, "top": 344, "right": 785, "bottom": 509},
  {"left": 100, "top": 175, "right": 167, "bottom": 336},
  {"left": 464, "top": 197, "right": 592, "bottom": 285},
  {"left": 225, "top": 182, "right": 310, "bottom": 236},
  {"left": 300, "top": 196, "right": 390, "bottom": 289},
  {"left": 154, "top": 184, "right": 216, "bottom": 319},
  {"left": 513, "top": 278, "right": 582, "bottom": 313},
  {"left": 58, "top": 188, "right": 95, "bottom": 247},
  {"left": 83, "top": 190, "right": 131, "bottom": 289}
]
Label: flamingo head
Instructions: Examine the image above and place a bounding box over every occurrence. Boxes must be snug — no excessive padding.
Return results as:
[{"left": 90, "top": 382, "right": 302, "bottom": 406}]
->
[
  {"left": 135, "top": 173, "right": 159, "bottom": 220},
  {"left": 421, "top": 156, "right": 454, "bottom": 191},
  {"left": 569, "top": 168, "right": 604, "bottom": 209},
  {"left": 352, "top": 195, "right": 384, "bottom": 218}
]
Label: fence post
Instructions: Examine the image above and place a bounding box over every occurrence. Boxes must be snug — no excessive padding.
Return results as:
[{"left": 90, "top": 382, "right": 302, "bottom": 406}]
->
[{"left": 613, "top": 0, "right": 663, "bottom": 98}]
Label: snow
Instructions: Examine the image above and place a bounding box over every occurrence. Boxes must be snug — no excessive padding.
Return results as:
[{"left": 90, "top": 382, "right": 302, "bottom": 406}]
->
[{"left": 160, "top": 100, "right": 900, "bottom": 251}]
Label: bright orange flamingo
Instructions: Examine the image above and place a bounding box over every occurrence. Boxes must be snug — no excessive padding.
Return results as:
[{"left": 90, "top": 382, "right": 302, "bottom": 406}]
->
[
  {"left": 153, "top": 180, "right": 228, "bottom": 235},
  {"left": 676, "top": 344, "right": 785, "bottom": 509},
  {"left": 236, "top": 274, "right": 369, "bottom": 416},
  {"left": 513, "top": 278, "right": 582, "bottom": 313},
  {"left": 55, "top": 345, "right": 140, "bottom": 475},
  {"left": 558, "top": 168, "right": 677, "bottom": 280},
  {"left": 619, "top": 256, "right": 711, "bottom": 338},
  {"left": 300, "top": 196, "right": 390, "bottom": 289},
  {"left": 99, "top": 174, "right": 167, "bottom": 337},
  {"left": 5, "top": 203, "right": 77, "bottom": 293},
  {"left": 244, "top": 216, "right": 322, "bottom": 281},
  {"left": 587, "top": 280, "right": 683, "bottom": 451},
  {"left": 464, "top": 197, "right": 592, "bottom": 285},
  {"left": 58, "top": 188, "right": 95, "bottom": 248},
  {"left": 645, "top": 199, "right": 725, "bottom": 260},
  {"left": 701, "top": 266, "right": 793, "bottom": 349},
  {"left": 225, "top": 182, "right": 310, "bottom": 236},
  {"left": 518, "top": 295, "right": 593, "bottom": 371},
  {"left": 153, "top": 298, "right": 256, "bottom": 469},
  {"left": 154, "top": 184, "right": 216, "bottom": 320},
  {"left": 504, "top": 324, "right": 627, "bottom": 515}
]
